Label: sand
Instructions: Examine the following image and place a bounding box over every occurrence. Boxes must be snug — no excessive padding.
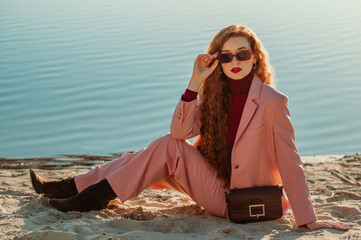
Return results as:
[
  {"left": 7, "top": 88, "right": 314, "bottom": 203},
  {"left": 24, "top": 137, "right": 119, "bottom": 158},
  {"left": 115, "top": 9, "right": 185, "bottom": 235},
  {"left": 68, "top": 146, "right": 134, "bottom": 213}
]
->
[{"left": 0, "top": 154, "right": 360, "bottom": 240}]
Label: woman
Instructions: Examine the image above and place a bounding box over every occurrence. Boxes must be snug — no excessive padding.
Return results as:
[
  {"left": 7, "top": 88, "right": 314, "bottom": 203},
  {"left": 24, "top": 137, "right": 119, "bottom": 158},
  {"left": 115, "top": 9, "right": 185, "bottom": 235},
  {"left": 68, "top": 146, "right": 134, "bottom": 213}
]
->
[{"left": 30, "top": 24, "right": 350, "bottom": 231}]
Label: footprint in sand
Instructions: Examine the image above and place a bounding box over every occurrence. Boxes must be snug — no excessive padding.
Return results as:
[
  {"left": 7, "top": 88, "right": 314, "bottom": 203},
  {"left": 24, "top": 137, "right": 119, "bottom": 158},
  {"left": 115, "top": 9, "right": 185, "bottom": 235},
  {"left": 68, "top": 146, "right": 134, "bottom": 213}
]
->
[{"left": 326, "top": 191, "right": 361, "bottom": 202}]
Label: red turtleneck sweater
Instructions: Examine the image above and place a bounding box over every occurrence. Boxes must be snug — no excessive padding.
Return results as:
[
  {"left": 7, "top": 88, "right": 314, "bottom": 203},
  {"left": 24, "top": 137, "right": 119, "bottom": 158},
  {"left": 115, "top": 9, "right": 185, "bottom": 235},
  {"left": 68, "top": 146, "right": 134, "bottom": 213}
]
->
[{"left": 181, "top": 68, "right": 255, "bottom": 148}]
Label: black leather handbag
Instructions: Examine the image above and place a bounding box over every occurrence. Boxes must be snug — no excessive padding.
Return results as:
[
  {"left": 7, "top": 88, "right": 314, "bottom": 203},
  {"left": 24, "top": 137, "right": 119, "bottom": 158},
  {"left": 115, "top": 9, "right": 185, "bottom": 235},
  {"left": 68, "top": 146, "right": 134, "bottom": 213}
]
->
[{"left": 225, "top": 184, "right": 284, "bottom": 223}]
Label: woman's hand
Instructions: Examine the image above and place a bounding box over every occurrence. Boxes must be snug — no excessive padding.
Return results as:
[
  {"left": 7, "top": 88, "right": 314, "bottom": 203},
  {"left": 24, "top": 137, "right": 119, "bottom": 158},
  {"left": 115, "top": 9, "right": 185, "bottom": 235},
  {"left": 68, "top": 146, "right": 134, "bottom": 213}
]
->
[
  {"left": 305, "top": 220, "right": 350, "bottom": 231},
  {"left": 187, "top": 52, "right": 219, "bottom": 92}
]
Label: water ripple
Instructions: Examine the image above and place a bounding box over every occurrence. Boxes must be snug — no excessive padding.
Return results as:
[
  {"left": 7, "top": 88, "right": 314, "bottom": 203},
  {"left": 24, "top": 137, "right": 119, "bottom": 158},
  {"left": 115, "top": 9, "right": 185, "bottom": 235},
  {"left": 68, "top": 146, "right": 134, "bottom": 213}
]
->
[{"left": 1, "top": 0, "right": 361, "bottom": 158}]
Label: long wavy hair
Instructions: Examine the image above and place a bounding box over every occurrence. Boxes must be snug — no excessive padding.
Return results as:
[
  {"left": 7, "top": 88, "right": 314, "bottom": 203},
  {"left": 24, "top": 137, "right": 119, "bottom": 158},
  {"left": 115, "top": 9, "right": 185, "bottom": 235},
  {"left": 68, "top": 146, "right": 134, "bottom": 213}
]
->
[{"left": 193, "top": 24, "right": 275, "bottom": 188}]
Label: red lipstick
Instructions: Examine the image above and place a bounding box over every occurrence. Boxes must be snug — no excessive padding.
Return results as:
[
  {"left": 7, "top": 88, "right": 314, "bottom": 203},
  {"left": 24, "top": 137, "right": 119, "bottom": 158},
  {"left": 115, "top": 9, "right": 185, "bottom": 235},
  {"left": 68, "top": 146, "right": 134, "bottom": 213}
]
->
[{"left": 231, "top": 67, "right": 242, "bottom": 73}]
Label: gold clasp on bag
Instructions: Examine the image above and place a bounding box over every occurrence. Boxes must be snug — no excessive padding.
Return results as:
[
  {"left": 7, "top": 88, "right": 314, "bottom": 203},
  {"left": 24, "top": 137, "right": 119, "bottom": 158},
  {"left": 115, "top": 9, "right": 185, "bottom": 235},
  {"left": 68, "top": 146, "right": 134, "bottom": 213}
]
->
[{"left": 249, "top": 204, "right": 265, "bottom": 218}]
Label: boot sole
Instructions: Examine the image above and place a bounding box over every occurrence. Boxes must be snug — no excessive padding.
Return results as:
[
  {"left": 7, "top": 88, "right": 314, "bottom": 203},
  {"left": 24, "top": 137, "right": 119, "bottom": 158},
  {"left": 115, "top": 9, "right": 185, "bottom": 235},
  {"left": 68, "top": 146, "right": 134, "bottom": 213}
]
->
[{"left": 30, "top": 169, "right": 41, "bottom": 194}]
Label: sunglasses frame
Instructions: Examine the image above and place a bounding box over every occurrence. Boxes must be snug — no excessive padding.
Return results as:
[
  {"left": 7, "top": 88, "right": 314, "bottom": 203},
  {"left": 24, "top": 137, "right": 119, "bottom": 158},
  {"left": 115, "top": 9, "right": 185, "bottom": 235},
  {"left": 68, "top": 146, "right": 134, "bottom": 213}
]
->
[{"left": 217, "top": 50, "right": 253, "bottom": 63}]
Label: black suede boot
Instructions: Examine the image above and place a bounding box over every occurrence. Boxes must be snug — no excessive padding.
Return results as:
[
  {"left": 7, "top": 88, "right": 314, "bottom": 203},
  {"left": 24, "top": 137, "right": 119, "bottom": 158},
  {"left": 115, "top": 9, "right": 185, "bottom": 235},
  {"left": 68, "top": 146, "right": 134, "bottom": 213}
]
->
[
  {"left": 49, "top": 178, "right": 117, "bottom": 212},
  {"left": 30, "top": 169, "right": 78, "bottom": 199}
]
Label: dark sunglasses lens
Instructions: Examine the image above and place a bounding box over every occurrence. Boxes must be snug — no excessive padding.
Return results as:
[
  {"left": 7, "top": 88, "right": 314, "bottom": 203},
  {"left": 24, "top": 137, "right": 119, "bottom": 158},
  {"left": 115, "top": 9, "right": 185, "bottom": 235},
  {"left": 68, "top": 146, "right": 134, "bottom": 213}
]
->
[
  {"left": 237, "top": 51, "right": 251, "bottom": 61},
  {"left": 219, "top": 54, "right": 232, "bottom": 63}
]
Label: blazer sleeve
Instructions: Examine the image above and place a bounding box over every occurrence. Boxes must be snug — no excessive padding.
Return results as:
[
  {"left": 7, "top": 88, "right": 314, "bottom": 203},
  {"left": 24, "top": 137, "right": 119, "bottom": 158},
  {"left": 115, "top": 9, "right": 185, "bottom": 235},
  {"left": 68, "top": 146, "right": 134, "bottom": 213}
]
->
[
  {"left": 170, "top": 98, "right": 201, "bottom": 140},
  {"left": 273, "top": 96, "right": 318, "bottom": 227}
]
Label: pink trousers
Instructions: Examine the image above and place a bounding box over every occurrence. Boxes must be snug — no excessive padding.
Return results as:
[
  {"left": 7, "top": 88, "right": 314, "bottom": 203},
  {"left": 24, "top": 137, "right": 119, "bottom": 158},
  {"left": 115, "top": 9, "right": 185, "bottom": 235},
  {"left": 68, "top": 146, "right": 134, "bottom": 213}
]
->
[{"left": 74, "top": 133, "right": 229, "bottom": 219}]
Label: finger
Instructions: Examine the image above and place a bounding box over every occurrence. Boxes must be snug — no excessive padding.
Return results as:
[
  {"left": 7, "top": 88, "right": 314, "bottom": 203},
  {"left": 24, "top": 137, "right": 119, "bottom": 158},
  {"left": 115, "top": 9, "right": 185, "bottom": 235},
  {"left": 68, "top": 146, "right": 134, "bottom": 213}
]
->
[
  {"left": 331, "top": 222, "right": 350, "bottom": 230},
  {"left": 212, "top": 52, "right": 219, "bottom": 57},
  {"left": 197, "top": 53, "right": 219, "bottom": 66},
  {"left": 331, "top": 225, "right": 349, "bottom": 231},
  {"left": 323, "top": 221, "right": 350, "bottom": 231},
  {"left": 331, "top": 222, "right": 344, "bottom": 228},
  {"left": 200, "top": 53, "right": 217, "bottom": 59},
  {"left": 209, "top": 59, "right": 219, "bottom": 71},
  {"left": 198, "top": 56, "right": 209, "bottom": 63},
  {"left": 199, "top": 54, "right": 211, "bottom": 58},
  {"left": 203, "top": 57, "right": 215, "bottom": 64},
  {"left": 198, "top": 56, "right": 211, "bottom": 64},
  {"left": 197, "top": 54, "right": 208, "bottom": 61},
  {"left": 323, "top": 223, "right": 333, "bottom": 229},
  {"left": 338, "top": 222, "right": 350, "bottom": 228},
  {"left": 313, "top": 221, "right": 332, "bottom": 228},
  {"left": 205, "top": 55, "right": 214, "bottom": 60}
]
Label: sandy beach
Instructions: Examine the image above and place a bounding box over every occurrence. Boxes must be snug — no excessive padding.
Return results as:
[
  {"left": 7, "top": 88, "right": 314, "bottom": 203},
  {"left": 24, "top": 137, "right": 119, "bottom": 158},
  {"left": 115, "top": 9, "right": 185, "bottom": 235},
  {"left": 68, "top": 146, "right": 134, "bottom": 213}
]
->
[{"left": 0, "top": 154, "right": 360, "bottom": 240}]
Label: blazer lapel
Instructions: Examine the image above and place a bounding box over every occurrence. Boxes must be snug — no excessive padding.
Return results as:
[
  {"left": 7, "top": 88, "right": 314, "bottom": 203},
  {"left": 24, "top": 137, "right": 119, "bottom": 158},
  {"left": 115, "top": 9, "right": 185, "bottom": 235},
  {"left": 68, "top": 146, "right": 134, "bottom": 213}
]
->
[{"left": 233, "top": 74, "right": 262, "bottom": 145}]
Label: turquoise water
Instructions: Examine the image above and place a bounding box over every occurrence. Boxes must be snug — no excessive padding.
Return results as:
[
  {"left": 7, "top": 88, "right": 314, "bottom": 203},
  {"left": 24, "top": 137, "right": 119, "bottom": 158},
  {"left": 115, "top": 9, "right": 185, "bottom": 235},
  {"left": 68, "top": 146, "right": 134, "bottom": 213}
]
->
[{"left": 1, "top": 0, "right": 360, "bottom": 158}]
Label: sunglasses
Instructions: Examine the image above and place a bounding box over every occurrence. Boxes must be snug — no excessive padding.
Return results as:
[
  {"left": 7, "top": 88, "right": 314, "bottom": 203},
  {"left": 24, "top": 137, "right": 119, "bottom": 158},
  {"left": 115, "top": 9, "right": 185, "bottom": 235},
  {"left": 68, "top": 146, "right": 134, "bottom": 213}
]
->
[{"left": 217, "top": 50, "right": 252, "bottom": 63}]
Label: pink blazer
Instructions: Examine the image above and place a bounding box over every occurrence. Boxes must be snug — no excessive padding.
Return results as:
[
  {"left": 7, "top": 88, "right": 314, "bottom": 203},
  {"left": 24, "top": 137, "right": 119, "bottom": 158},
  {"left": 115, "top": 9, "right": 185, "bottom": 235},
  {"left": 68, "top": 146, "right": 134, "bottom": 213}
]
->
[{"left": 169, "top": 74, "right": 318, "bottom": 227}]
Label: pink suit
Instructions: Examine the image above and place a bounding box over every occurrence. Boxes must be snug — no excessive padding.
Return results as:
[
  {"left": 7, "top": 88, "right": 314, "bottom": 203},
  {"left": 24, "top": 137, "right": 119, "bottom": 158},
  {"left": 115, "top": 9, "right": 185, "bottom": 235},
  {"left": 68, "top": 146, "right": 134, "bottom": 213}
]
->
[{"left": 74, "top": 74, "right": 318, "bottom": 227}]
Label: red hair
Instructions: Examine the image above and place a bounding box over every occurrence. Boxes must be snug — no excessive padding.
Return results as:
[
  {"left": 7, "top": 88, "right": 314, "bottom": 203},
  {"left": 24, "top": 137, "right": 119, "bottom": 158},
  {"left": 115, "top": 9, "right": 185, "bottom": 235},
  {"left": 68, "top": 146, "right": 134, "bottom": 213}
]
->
[{"left": 194, "top": 24, "right": 275, "bottom": 187}]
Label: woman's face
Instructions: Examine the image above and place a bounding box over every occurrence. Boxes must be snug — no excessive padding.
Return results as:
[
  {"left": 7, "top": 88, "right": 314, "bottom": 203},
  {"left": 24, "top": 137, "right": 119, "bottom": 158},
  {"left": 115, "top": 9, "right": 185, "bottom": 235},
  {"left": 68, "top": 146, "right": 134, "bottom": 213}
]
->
[{"left": 220, "top": 36, "right": 257, "bottom": 80}]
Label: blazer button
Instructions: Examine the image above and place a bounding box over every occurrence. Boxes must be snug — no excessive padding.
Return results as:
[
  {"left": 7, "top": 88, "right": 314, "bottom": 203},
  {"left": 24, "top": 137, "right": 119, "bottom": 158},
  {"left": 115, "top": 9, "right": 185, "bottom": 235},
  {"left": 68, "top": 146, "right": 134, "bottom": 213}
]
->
[{"left": 234, "top": 164, "right": 239, "bottom": 169}]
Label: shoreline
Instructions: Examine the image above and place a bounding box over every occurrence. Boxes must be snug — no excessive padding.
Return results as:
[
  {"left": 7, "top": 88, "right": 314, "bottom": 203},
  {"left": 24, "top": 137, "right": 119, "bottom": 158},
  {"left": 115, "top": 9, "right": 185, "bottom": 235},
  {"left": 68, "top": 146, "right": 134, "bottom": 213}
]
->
[
  {"left": 0, "top": 153, "right": 357, "bottom": 170},
  {"left": 301, "top": 154, "right": 345, "bottom": 163}
]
